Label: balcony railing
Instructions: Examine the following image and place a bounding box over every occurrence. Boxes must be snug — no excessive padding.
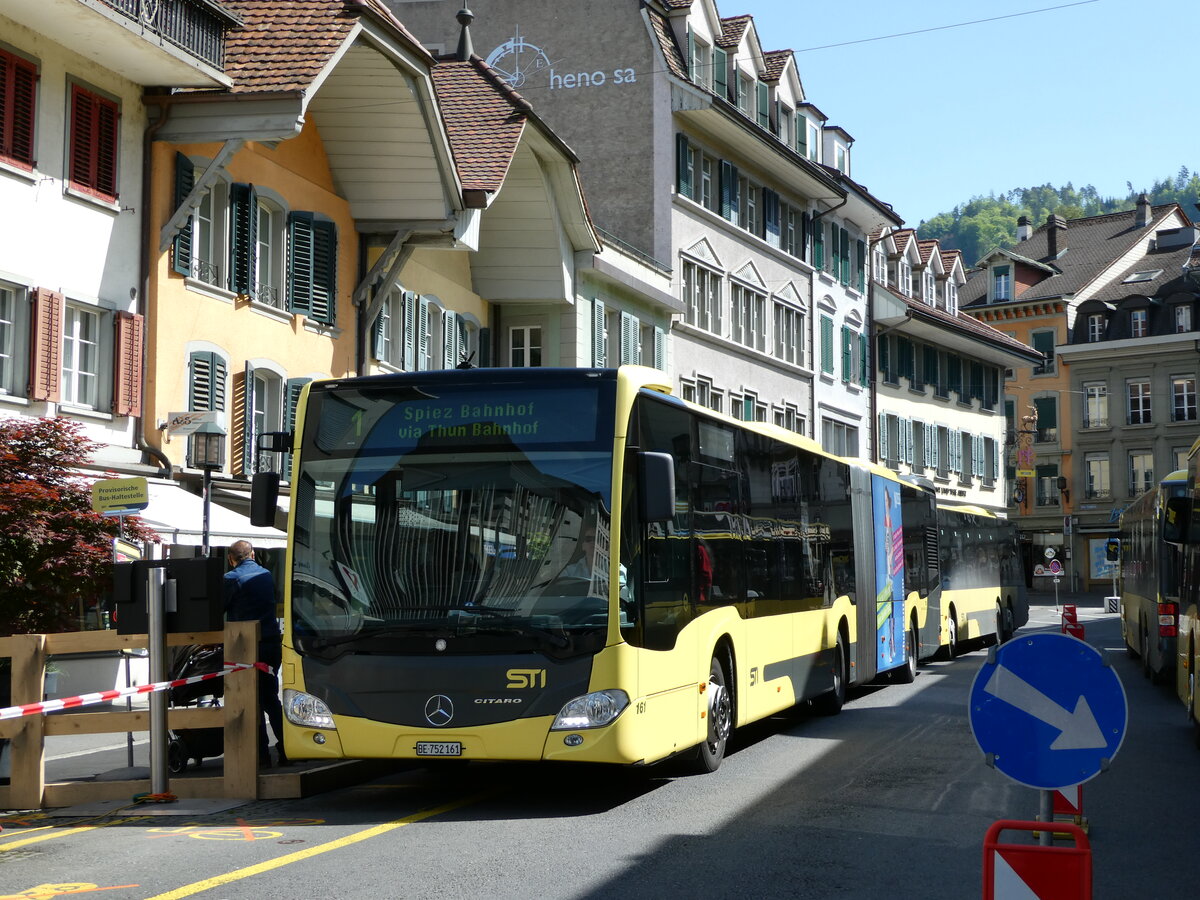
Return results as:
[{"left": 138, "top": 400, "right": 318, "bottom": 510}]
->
[{"left": 100, "top": 0, "right": 234, "bottom": 68}]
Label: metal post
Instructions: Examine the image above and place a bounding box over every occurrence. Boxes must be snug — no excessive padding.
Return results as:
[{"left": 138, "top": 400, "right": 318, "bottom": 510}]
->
[
  {"left": 147, "top": 567, "right": 169, "bottom": 794},
  {"left": 202, "top": 467, "right": 212, "bottom": 557},
  {"left": 1039, "top": 790, "right": 1053, "bottom": 846}
]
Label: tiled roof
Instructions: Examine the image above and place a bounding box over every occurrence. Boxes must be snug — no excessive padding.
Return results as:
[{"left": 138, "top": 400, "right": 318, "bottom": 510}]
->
[
  {"left": 893, "top": 288, "right": 1040, "bottom": 360},
  {"left": 890, "top": 228, "right": 916, "bottom": 254},
  {"left": 219, "top": 0, "right": 428, "bottom": 94},
  {"left": 961, "top": 204, "right": 1185, "bottom": 307},
  {"left": 662, "top": 0, "right": 694, "bottom": 7},
  {"left": 761, "top": 50, "right": 791, "bottom": 83},
  {"left": 717, "top": 15, "right": 752, "bottom": 49},
  {"left": 430, "top": 57, "right": 529, "bottom": 193},
  {"left": 819, "top": 166, "right": 902, "bottom": 225},
  {"left": 646, "top": 5, "right": 688, "bottom": 80},
  {"left": 916, "top": 239, "right": 939, "bottom": 267},
  {"left": 940, "top": 249, "right": 963, "bottom": 272}
]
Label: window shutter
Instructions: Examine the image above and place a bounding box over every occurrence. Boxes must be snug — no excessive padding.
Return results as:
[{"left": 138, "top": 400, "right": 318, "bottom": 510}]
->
[
  {"left": 229, "top": 183, "right": 258, "bottom": 296},
  {"left": 112, "top": 311, "right": 143, "bottom": 417},
  {"left": 903, "top": 419, "right": 914, "bottom": 465},
  {"left": 719, "top": 161, "right": 736, "bottom": 220},
  {"left": 172, "top": 152, "right": 194, "bottom": 277},
  {"left": 924, "top": 423, "right": 934, "bottom": 469},
  {"left": 878, "top": 332, "right": 890, "bottom": 381},
  {"left": 713, "top": 47, "right": 728, "bottom": 99},
  {"left": 189, "top": 350, "right": 226, "bottom": 412},
  {"left": 820, "top": 315, "right": 833, "bottom": 374},
  {"left": 29, "top": 287, "right": 63, "bottom": 402},
  {"left": 859, "top": 333, "right": 868, "bottom": 386},
  {"left": 814, "top": 220, "right": 824, "bottom": 269},
  {"left": 310, "top": 218, "right": 337, "bottom": 324},
  {"left": 418, "top": 296, "right": 430, "bottom": 369},
  {"left": 240, "top": 361, "right": 256, "bottom": 476},
  {"left": 372, "top": 301, "right": 386, "bottom": 361},
  {"left": 756, "top": 81, "right": 769, "bottom": 128},
  {"left": 287, "top": 211, "right": 314, "bottom": 316},
  {"left": 403, "top": 291, "right": 418, "bottom": 370},
  {"left": 839, "top": 227, "right": 850, "bottom": 285},
  {"left": 878, "top": 413, "right": 888, "bottom": 461},
  {"left": 686, "top": 25, "right": 696, "bottom": 81},
  {"left": 69, "top": 85, "right": 117, "bottom": 199},
  {"left": 3, "top": 52, "right": 37, "bottom": 167},
  {"left": 283, "top": 377, "right": 310, "bottom": 480},
  {"left": 676, "top": 133, "right": 691, "bottom": 199},
  {"left": 841, "top": 325, "right": 852, "bottom": 382},
  {"left": 592, "top": 299, "right": 606, "bottom": 366},
  {"left": 856, "top": 239, "right": 866, "bottom": 291},
  {"left": 763, "top": 189, "right": 780, "bottom": 246},
  {"left": 654, "top": 326, "right": 667, "bottom": 370},
  {"left": 443, "top": 310, "right": 458, "bottom": 369},
  {"left": 951, "top": 430, "right": 962, "bottom": 473},
  {"left": 931, "top": 426, "right": 940, "bottom": 471},
  {"left": 992, "top": 441, "right": 1000, "bottom": 482},
  {"left": 797, "top": 119, "right": 807, "bottom": 157}
]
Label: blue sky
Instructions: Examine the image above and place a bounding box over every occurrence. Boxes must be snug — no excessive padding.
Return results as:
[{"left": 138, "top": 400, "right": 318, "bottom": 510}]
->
[{"left": 735, "top": 0, "right": 1195, "bottom": 227}]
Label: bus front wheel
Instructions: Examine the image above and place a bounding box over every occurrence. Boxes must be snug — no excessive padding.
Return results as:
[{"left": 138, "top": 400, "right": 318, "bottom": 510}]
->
[{"left": 690, "top": 656, "right": 732, "bottom": 773}]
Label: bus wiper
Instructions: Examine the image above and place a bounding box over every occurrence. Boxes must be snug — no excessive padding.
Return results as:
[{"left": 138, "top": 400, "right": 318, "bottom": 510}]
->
[{"left": 464, "top": 620, "right": 570, "bottom": 649}]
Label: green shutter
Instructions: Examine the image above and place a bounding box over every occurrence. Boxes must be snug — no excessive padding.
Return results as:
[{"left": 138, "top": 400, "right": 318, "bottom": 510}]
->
[
  {"left": 686, "top": 26, "right": 696, "bottom": 81},
  {"left": 797, "top": 118, "right": 807, "bottom": 157},
  {"left": 310, "top": 218, "right": 337, "bottom": 324},
  {"left": 229, "top": 182, "right": 257, "bottom": 296},
  {"left": 839, "top": 227, "right": 850, "bottom": 285},
  {"left": 676, "top": 134, "right": 692, "bottom": 199},
  {"left": 713, "top": 47, "right": 727, "bottom": 99},
  {"left": 856, "top": 239, "right": 866, "bottom": 291},
  {"left": 188, "top": 350, "right": 226, "bottom": 413},
  {"left": 841, "top": 325, "right": 852, "bottom": 381},
  {"left": 898, "top": 338, "right": 913, "bottom": 380},
  {"left": 820, "top": 315, "right": 833, "bottom": 374},
  {"left": 814, "top": 220, "right": 824, "bottom": 269},
  {"left": 720, "top": 161, "right": 737, "bottom": 221},
  {"left": 282, "top": 377, "right": 310, "bottom": 480},
  {"left": 859, "top": 333, "right": 869, "bottom": 385},
  {"left": 242, "top": 361, "right": 256, "bottom": 475},
  {"left": 288, "top": 211, "right": 314, "bottom": 316},
  {"left": 172, "top": 153, "right": 194, "bottom": 277}
]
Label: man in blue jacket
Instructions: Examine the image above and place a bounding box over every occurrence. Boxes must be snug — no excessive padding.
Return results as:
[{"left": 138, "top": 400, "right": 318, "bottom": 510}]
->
[{"left": 224, "top": 540, "right": 287, "bottom": 767}]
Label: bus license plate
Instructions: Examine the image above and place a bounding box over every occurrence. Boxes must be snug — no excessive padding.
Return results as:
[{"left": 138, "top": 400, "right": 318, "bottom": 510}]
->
[{"left": 416, "top": 741, "right": 462, "bottom": 757}]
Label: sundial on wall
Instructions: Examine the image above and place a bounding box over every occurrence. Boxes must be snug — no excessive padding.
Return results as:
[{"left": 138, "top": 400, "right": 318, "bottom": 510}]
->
[{"left": 485, "top": 27, "right": 552, "bottom": 88}]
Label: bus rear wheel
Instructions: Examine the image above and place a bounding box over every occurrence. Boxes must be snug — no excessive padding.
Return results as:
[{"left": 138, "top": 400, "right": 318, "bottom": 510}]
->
[
  {"left": 944, "top": 613, "right": 958, "bottom": 660},
  {"left": 812, "top": 632, "right": 847, "bottom": 715},
  {"left": 690, "top": 656, "right": 732, "bottom": 773},
  {"left": 894, "top": 618, "right": 917, "bottom": 684}
]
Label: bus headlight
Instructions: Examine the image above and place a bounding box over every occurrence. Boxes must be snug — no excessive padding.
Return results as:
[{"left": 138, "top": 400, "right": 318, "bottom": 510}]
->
[
  {"left": 550, "top": 690, "right": 629, "bottom": 730},
  {"left": 284, "top": 689, "right": 336, "bottom": 729}
]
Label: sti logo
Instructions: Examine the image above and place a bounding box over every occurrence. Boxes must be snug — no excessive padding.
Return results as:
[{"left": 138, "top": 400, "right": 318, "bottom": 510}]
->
[{"left": 507, "top": 668, "right": 547, "bottom": 689}]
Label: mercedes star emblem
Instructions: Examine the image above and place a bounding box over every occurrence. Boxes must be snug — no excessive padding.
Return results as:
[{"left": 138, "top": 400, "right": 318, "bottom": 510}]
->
[{"left": 425, "top": 694, "right": 454, "bottom": 727}]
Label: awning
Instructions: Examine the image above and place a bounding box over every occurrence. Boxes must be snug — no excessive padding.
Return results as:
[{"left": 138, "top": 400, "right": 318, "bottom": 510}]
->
[{"left": 136, "top": 481, "right": 287, "bottom": 548}]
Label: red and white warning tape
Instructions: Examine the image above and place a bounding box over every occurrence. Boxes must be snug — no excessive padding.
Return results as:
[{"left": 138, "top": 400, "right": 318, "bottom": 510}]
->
[{"left": 0, "top": 661, "right": 272, "bottom": 720}]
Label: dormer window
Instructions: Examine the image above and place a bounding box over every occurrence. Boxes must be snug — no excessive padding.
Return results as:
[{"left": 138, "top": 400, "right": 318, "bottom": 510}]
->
[
  {"left": 835, "top": 145, "right": 847, "bottom": 174},
  {"left": 945, "top": 281, "right": 958, "bottom": 315},
  {"left": 1086, "top": 312, "right": 1105, "bottom": 342},
  {"left": 1130, "top": 308, "right": 1148, "bottom": 338},
  {"left": 736, "top": 72, "right": 752, "bottom": 114},
  {"left": 922, "top": 270, "right": 935, "bottom": 305},
  {"left": 992, "top": 264, "right": 1011, "bottom": 302},
  {"left": 899, "top": 260, "right": 912, "bottom": 296},
  {"left": 872, "top": 244, "right": 887, "bottom": 284},
  {"left": 1176, "top": 305, "right": 1192, "bottom": 333},
  {"left": 806, "top": 121, "right": 819, "bottom": 162},
  {"left": 778, "top": 105, "right": 792, "bottom": 145}
]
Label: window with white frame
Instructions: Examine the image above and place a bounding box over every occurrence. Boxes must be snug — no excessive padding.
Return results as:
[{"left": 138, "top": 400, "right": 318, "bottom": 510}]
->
[
  {"left": 700, "top": 155, "right": 716, "bottom": 212},
  {"left": 682, "top": 258, "right": 722, "bottom": 334},
  {"left": 693, "top": 37, "right": 712, "bottom": 89},
  {"left": 731, "top": 283, "right": 766, "bottom": 351},
  {"left": 945, "top": 280, "right": 958, "bottom": 314},
  {"left": 806, "top": 121, "right": 819, "bottom": 161},
  {"left": 253, "top": 198, "right": 284, "bottom": 308},
  {"left": 774, "top": 301, "right": 802, "bottom": 365},
  {"left": 778, "top": 105, "right": 792, "bottom": 146},
  {"left": 1176, "top": 304, "right": 1193, "bottom": 333},
  {"left": 1083, "top": 382, "right": 1108, "bottom": 428},
  {"left": 1085, "top": 453, "right": 1110, "bottom": 499},
  {"left": 735, "top": 390, "right": 766, "bottom": 422},
  {"left": 992, "top": 264, "right": 1011, "bottom": 301},
  {"left": 922, "top": 270, "right": 935, "bottom": 305},
  {"left": 1128, "top": 379, "right": 1152, "bottom": 425},
  {"left": 252, "top": 370, "right": 283, "bottom": 473},
  {"left": 0, "top": 284, "right": 27, "bottom": 397},
  {"left": 1130, "top": 308, "right": 1148, "bottom": 338},
  {"left": 1173, "top": 446, "right": 1190, "bottom": 472},
  {"left": 774, "top": 404, "right": 803, "bottom": 433},
  {"left": 61, "top": 303, "right": 104, "bottom": 409},
  {"left": 872, "top": 243, "right": 887, "bottom": 285},
  {"left": 192, "top": 178, "right": 226, "bottom": 287},
  {"left": 1129, "top": 451, "right": 1154, "bottom": 497},
  {"left": 1172, "top": 375, "right": 1197, "bottom": 422},
  {"left": 736, "top": 72, "right": 752, "bottom": 114},
  {"left": 510, "top": 325, "right": 542, "bottom": 367},
  {"left": 1086, "top": 312, "right": 1105, "bottom": 342},
  {"left": 822, "top": 419, "right": 858, "bottom": 457},
  {"left": 899, "top": 259, "right": 912, "bottom": 296}
]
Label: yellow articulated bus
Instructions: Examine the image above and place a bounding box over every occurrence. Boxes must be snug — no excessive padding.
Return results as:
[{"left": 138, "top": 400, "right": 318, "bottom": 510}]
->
[
  {"left": 935, "top": 503, "right": 1027, "bottom": 657},
  {"left": 251, "top": 366, "right": 940, "bottom": 773},
  {"left": 1164, "top": 438, "right": 1200, "bottom": 746},
  {"left": 1119, "top": 470, "right": 1187, "bottom": 684}
]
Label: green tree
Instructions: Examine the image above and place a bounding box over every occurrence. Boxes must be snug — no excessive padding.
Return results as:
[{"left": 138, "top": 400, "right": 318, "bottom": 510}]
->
[{"left": 0, "top": 416, "right": 157, "bottom": 635}]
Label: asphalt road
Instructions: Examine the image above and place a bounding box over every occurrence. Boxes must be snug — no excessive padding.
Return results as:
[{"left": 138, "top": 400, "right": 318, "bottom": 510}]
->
[{"left": 3, "top": 596, "right": 1198, "bottom": 899}]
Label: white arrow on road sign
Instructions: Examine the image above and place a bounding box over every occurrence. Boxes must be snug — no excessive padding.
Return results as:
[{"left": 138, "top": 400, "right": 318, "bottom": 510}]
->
[{"left": 983, "top": 664, "right": 1106, "bottom": 751}]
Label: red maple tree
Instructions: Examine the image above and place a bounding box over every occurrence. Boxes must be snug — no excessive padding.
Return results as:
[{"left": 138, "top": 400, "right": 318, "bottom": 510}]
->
[{"left": 0, "top": 416, "right": 158, "bottom": 634}]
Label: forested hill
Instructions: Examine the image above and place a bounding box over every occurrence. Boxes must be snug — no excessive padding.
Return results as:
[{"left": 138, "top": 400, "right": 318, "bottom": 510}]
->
[{"left": 915, "top": 169, "right": 1200, "bottom": 268}]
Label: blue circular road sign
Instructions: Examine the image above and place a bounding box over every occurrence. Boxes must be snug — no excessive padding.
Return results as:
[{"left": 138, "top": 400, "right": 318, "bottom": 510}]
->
[{"left": 968, "top": 632, "right": 1127, "bottom": 790}]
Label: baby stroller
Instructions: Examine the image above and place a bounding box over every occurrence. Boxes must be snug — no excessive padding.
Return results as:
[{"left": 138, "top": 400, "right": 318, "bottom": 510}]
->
[{"left": 166, "top": 644, "right": 225, "bottom": 774}]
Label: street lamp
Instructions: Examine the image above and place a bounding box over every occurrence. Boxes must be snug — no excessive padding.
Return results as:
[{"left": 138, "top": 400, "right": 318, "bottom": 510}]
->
[{"left": 189, "top": 421, "right": 226, "bottom": 556}]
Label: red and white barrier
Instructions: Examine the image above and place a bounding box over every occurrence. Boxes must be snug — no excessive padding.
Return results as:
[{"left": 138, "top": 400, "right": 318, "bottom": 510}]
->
[{"left": 0, "top": 661, "right": 271, "bottom": 720}]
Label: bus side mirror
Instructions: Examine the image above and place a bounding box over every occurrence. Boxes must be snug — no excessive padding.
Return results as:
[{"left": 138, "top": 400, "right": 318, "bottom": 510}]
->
[
  {"left": 1105, "top": 538, "right": 1121, "bottom": 562},
  {"left": 638, "top": 451, "right": 676, "bottom": 522},
  {"left": 250, "top": 471, "right": 281, "bottom": 527},
  {"left": 1163, "top": 496, "right": 1192, "bottom": 545}
]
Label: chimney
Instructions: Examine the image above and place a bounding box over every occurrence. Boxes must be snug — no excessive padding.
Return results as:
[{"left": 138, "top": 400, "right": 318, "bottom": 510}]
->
[
  {"left": 1046, "top": 214, "right": 1067, "bottom": 258},
  {"left": 1135, "top": 193, "right": 1152, "bottom": 228},
  {"left": 456, "top": 7, "right": 475, "bottom": 61},
  {"left": 1016, "top": 215, "right": 1032, "bottom": 242}
]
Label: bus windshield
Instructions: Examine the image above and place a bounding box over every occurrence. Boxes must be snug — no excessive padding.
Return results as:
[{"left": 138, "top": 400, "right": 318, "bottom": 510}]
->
[{"left": 288, "top": 373, "right": 617, "bottom": 659}]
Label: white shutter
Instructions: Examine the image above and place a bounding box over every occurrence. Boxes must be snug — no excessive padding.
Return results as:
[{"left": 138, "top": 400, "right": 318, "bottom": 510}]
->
[
  {"left": 654, "top": 327, "right": 667, "bottom": 371},
  {"left": 878, "top": 413, "right": 889, "bottom": 462},
  {"left": 924, "top": 423, "right": 934, "bottom": 469},
  {"left": 443, "top": 311, "right": 459, "bottom": 369},
  {"left": 903, "top": 418, "right": 914, "bottom": 465},
  {"left": 417, "top": 297, "right": 430, "bottom": 370},
  {"left": 404, "top": 291, "right": 418, "bottom": 371},
  {"left": 592, "top": 299, "right": 606, "bottom": 367},
  {"left": 621, "top": 312, "right": 638, "bottom": 364}
]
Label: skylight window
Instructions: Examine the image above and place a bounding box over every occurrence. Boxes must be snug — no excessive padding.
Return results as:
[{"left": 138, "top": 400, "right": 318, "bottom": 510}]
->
[{"left": 1123, "top": 270, "right": 1162, "bottom": 284}]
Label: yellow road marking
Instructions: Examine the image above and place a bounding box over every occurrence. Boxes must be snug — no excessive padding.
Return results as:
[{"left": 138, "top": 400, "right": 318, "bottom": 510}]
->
[
  {"left": 0, "top": 827, "right": 97, "bottom": 851},
  {"left": 143, "top": 792, "right": 492, "bottom": 900}
]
